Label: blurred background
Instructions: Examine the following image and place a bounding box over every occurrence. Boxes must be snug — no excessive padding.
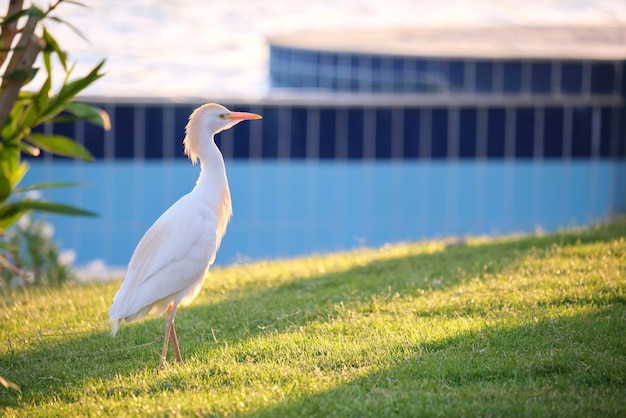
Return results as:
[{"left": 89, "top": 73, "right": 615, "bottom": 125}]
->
[
  {"left": 18, "top": 0, "right": 626, "bottom": 276},
  {"left": 39, "top": 0, "right": 626, "bottom": 97}
]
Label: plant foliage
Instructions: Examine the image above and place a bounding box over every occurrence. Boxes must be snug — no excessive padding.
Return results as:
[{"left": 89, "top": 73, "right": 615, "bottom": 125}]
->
[
  {"left": 0, "top": 0, "right": 109, "bottom": 407},
  {"left": 0, "top": 0, "right": 109, "bottom": 275}
]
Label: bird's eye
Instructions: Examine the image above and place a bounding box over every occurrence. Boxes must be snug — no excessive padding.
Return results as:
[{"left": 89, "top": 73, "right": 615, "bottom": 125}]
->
[{"left": 218, "top": 113, "right": 227, "bottom": 119}]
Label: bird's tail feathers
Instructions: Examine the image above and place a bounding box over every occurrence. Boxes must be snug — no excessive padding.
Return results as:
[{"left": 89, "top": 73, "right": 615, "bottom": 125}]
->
[{"left": 110, "top": 319, "right": 121, "bottom": 336}]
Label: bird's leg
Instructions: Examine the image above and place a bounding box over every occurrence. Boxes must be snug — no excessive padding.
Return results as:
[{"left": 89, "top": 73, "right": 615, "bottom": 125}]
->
[
  {"left": 159, "top": 304, "right": 177, "bottom": 369},
  {"left": 169, "top": 320, "right": 183, "bottom": 364}
]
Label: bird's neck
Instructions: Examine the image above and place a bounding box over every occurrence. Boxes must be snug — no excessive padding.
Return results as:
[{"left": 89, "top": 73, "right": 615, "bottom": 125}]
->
[
  {"left": 194, "top": 138, "right": 229, "bottom": 195},
  {"left": 194, "top": 138, "right": 233, "bottom": 244}
]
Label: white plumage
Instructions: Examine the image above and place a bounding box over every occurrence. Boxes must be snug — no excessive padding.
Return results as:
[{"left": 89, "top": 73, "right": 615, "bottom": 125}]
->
[{"left": 109, "top": 103, "right": 261, "bottom": 368}]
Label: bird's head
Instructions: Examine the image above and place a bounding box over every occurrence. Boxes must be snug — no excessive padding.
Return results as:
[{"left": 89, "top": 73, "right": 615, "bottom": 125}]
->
[{"left": 184, "top": 103, "right": 262, "bottom": 164}]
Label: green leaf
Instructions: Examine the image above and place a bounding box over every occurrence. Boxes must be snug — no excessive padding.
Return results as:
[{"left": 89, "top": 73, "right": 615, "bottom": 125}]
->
[
  {"left": 0, "top": 173, "right": 10, "bottom": 203},
  {"left": 8, "top": 162, "right": 29, "bottom": 189},
  {"left": 17, "top": 49, "right": 52, "bottom": 131},
  {"left": 63, "top": 102, "right": 111, "bottom": 130},
  {"left": 2, "top": 67, "right": 39, "bottom": 82},
  {"left": 47, "top": 60, "right": 105, "bottom": 110},
  {"left": 0, "top": 144, "right": 20, "bottom": 181},
  {"left": 2, "top": 199, "right": 97, "bottom": 217},
  {"left": 17, "top": 91, "right": 37, "bottom": 100},
  {"left": 1, "top": 105, "right": 19, "bottom": 141},
  {"left": 38, "top": 48, "right": 53, "bottom": 109},
  {"left": 25, "top": 134, "right": 94, "bottom": 162},
  {"left": 42, "top": 27, "right": 67, "bottom": 70},
  {"left": 46, "top": 15, "right": 89, "bottom": 43},
  {"left": 0, "top": 199, "right": 97, "bottom": 233},
  {"left": 14, "top": 181, "right": 86, "bottom": 194},
  {"left": 59, "top": 0, "right": 89, "bottom": 8},
  {"left": 1, "top": 6, "right": 46, "bottom": 25},
  {"left": 7, "top": 112, "right": 34, "bottom": 146},
  {"left": 38, "top": 61, "right": 106, "bottom": 125},
  {"left": 0, "top": 208, "right": 25, "bottom": 233}
]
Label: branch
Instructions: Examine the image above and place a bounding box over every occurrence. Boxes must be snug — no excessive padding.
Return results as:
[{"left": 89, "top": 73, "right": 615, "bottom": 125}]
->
[
  {"left": 47, "top": 0, "right": 66, "bottom": 14},
  {"left": 0, "top": 0, "right": 25, "bottom": 69},
  {"left": 0, "top": 253, "right": 30, "bottom": 279},
  {"left": 0, "top": 13, "right": 45, "bottom": 133}
]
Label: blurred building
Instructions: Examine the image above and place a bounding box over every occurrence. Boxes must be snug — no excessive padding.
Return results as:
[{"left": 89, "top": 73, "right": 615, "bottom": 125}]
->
[{"left": 29, "top": 26, "right": 626, "bottom": 267}]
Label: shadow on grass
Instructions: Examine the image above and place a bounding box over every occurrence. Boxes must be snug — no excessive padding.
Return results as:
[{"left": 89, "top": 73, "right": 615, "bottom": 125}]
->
[
  {"left": 243, "top": 304, "right": 626, "bottom": 417},
  {"left": 0, "top": 220, "right": 623, "bottom": 407}
]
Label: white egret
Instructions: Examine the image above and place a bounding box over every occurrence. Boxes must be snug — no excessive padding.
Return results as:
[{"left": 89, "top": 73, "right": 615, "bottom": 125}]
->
[{"left": 109, "top": 103, "right": 261, "bottom": 368}]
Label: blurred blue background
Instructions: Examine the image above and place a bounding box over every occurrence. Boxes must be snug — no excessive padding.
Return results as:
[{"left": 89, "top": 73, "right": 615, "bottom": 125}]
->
[{"left": 20, "top": 1, "right": 626, "bottom": 270}]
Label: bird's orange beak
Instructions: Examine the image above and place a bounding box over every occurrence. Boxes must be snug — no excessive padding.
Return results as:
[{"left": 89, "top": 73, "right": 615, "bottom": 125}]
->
[{"left": 226, "top": 111, "right": 262, "bottom": 121}]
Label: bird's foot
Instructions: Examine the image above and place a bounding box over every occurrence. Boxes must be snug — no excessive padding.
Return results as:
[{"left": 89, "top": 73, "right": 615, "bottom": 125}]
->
[{"left": 157, "top": 358, "right": 183, "bottom": 371}]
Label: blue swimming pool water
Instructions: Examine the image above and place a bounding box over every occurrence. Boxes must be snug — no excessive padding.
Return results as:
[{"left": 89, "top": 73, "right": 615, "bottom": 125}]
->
[{"left": 27, "top": 159, "right": 623, "bottom": 267}]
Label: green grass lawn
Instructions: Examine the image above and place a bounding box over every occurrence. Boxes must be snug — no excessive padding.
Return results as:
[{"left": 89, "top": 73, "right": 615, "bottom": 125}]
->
[{"left": 1, "top": 220, "right": 625, "bottom": 417}]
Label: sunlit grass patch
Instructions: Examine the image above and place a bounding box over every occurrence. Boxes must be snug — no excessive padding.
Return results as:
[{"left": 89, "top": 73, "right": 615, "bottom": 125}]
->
[{"left": 1, "top": 219, "right": 625, "bottom": 417}]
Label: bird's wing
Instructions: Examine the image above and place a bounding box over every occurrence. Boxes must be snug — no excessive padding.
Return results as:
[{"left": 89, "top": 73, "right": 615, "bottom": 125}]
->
[{"left": 110, "top": 194, "right": 218, "bottom": 321}]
